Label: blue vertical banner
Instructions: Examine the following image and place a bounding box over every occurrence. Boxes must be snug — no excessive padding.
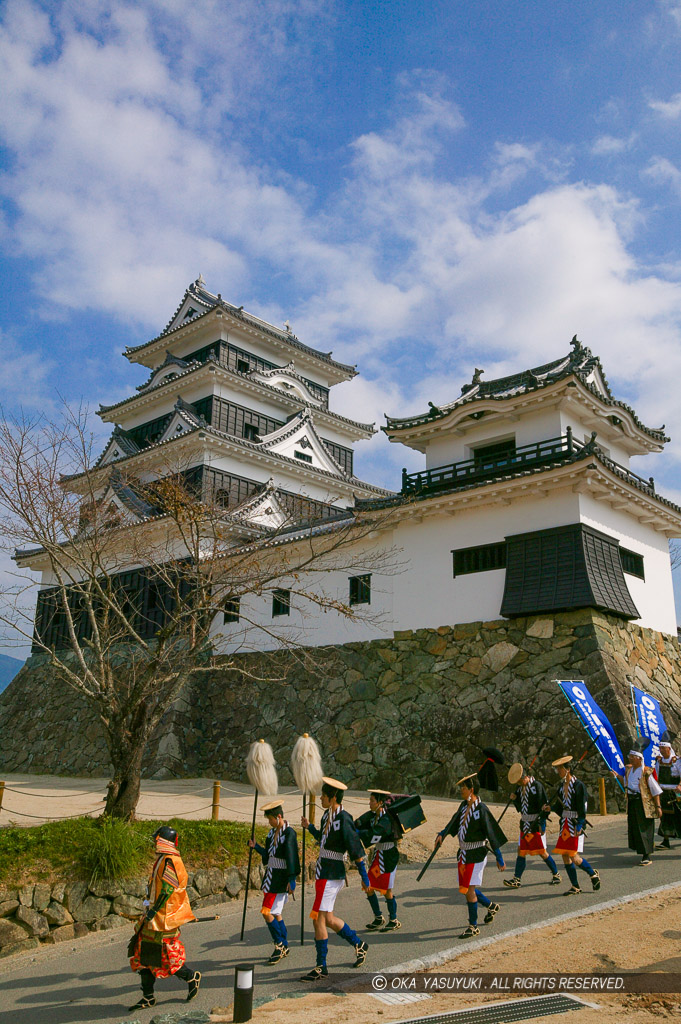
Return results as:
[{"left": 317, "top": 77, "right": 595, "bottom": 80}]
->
[
  {"left": 631, "top": 686, "right": 667, "bottom": 766},
  {"left": 557, "top": 680, "right": 626, "bottom": 775}
]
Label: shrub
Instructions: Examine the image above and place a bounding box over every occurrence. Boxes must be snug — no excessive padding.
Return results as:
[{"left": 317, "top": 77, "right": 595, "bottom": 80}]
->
[{"left": 79, "top": 816, "right": 146, "bottom": 883}]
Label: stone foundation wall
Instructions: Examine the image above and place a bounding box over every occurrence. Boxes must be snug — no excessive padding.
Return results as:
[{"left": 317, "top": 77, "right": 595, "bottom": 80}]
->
[
  {"left": 0, "top": 865, "right": 251, "bottom": 959},
  {"left": 2, "top": 610, "right": 680, "bottom": 800}
]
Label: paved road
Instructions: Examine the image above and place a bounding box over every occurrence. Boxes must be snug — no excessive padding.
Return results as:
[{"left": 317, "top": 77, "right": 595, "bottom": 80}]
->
[{"left": 1, "top": 820, "right": 680, "bottom": 1024}]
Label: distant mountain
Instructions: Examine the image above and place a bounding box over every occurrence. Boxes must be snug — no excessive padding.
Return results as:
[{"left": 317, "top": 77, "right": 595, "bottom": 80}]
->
[{"left": 0, "top": 653, "right": 25, "bottom": 694}]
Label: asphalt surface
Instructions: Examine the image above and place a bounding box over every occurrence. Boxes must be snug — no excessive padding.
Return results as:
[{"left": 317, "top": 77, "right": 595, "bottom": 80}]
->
[{"left": 1, "top": 819, "right": 680, "bottom": 1024}]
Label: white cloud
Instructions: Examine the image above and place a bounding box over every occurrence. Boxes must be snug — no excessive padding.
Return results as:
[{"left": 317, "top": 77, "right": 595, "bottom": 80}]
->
[
  {"left": 591, "top": 134, "right": 634, "bottom": 155},
  {"left": 649, "top": 92, "right": 681, "bottom": 119},
  {"left": 1, "top": 0, "right": 681, "bottom": 496},
  {"left": 644, "top": 156, "right": 681, "bottom": 195}
]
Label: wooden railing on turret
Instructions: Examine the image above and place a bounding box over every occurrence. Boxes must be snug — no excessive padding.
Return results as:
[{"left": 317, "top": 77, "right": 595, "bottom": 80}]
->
[{"left": 400, "top": 430, "right": 658, "bottom": 498}]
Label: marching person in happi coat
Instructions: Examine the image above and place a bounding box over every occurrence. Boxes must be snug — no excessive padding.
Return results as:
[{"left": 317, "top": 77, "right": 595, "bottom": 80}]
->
[
  {"left": 434, "top": 772, "right": 507, "bottom": 938},
  {"left": 248, "top": 800, "right": 300, "bottom": 963}
]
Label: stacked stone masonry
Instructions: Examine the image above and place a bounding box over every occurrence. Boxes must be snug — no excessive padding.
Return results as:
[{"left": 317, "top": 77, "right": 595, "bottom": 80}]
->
[
  {"left": 1, "top": 610, "right": 680, "bottom": 800},
  {"left": 0, "top": 866, "right": 257, "bottom": 958}
]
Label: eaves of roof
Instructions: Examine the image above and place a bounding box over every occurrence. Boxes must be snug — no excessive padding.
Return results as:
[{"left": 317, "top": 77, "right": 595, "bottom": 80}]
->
[
  {"left": 384, "top": 343, "right": 668, "bottom": 444},
  {"left": 125, "top": 286, "right": 357, "bottom": 377},
  {"left": 64, "top": 421, "right": 394, "bottom": 497},
  {"left": 98, "top": 358, "right": 375, "bottom": 435},
  {"left": 355, "top": 444, "right": 681, "bottom": 522}
]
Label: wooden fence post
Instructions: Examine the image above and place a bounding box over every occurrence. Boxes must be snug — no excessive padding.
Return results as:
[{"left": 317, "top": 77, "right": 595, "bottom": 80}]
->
[
  {"left": 212, "top": 780, "right": 220, "bottom": 821},
  {"left": 598, "top": 777, "right": 607, "bottom": 815}
]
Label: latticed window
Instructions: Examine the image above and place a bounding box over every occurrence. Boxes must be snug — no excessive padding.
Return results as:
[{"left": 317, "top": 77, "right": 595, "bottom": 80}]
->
[
  {"left": 452, "top": 542, "right": 507, "bottom": 577},
  {"left": 272, "top": 588, "right": 290, "bottom": 617},
  {"left": 349, "top": 574, "right": 371, "bottom": 605},
  {"left": 620, "top": 548, "right": 644, "bottom": 579},
  {"left": 223, "top": 598, "right": 240, "bottom": 623}
]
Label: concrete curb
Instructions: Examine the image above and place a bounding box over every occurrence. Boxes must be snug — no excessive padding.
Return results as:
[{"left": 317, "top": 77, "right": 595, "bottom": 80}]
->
[{"left": 383, "top": 879, "right": 681, "bottom": 973}]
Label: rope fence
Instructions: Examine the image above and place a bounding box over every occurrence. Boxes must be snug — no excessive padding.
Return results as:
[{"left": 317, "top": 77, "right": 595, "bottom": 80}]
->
[{"left": 0, "top": 780, "right": 433, "bottom": 826}]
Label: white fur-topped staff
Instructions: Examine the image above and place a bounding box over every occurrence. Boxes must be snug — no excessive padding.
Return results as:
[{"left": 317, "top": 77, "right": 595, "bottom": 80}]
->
[
  {"left": 241, "top": 738, "right": 279, "bottom": 941},
  {"left": 291, "top": 733, "right": 324, "bottom": 945},
  {"left": 290, "top": 733, "right": 323, "bottom": 795},
  {"left": 246, "top": 738, "right": 278, "bottom": 797}
]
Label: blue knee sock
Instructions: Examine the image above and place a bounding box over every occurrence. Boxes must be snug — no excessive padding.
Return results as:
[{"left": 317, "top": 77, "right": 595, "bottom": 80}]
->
[
  {"left": 278, "top": 919, "right": 288, "bottom": 947},
  {"left": 566, "top": 863, "right": 579, "bottom": 887},
  {"left": 578, "top": 857, "right": 595, "bottom": 876},
  {"left": 338, "top": 922, "right": 360, "bottom": 946},
  {"left": 315, "top": 938, "right": 328, "bottom": 967},
  {"left": 474, "top": 888, "right": 490, "bottom": 908},
  {"left": 467, "top": 900, "right": 478, "bottom": 926},
  {"left": 386, "top": 896, "right": 397, "bottom": 921},
  {"left": 545, "top": 855, "right": 558, "bottom": 874},
  {"left": 367, "top": 892, "right": 381, "bottom": 916},
  {"left": 267, "top": 920, "right": 279, "bottom": 944},
  {"left": 514, "top": 856, "right": 526, "bottom": 878}
]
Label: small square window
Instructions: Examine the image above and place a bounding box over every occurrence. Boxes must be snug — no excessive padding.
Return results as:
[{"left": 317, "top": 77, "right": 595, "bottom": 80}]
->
[
  {"left": 237, "top": 359, "right": 250, "bottom": 373},
  {"left": 620, "top": 547, "right": 644, "bottom": 579},
  {"left": 244, "top": 423, "right": 260, "bottom": 441},
  {"left": 272, "top": 588, "right": 290, "bottom": 617},
  {"left": 349, "top": 573, "right": 371, "bottom": 606},
  {"left": 294, "top": 451, "right": 313, "bottom": 463},
  {"left": 223, "top": 598, "right": 240, "bottom": 623}
]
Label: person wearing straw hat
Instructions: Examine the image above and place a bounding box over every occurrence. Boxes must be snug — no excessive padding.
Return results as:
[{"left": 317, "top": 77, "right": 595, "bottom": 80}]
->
[
  {"left": 355, "top": 789, "right": 401, "bottom": 933},
  {"left": 611, "top": 746, "right": 662, "bottom": 866},
  {"left": 503, "top": 764, "right": 561, "bottom": 889},
  {"left": 248, "top": 800, "right": 300, "bottom": 964},
  {"left": 654, "top": 736, "right": 681, "bottom": 850},
  {"left": 300, "top": 776, "right": 370, "bottom": 980},
  {"left": 128, "top": 826, "right": 200, "bottom": 1012},
  {"left": 546, "top": 755, "right": 601, "bottom": 893},
  {"left": 434, "top": 772, "right": 507, "bottom": 939}
]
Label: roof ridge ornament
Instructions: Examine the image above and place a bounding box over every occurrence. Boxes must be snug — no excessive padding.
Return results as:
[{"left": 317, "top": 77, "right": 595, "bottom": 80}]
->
[{"left": 461, "top": 367, "right": 484, "bottom": 395}]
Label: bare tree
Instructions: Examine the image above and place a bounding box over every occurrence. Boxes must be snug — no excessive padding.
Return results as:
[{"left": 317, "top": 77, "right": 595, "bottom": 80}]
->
[
  {"left": 0, "top": 407, "right": 402, "bottom": 819},
  {"left": 670, "top": 539, "right": 681, "bottom": 577}
]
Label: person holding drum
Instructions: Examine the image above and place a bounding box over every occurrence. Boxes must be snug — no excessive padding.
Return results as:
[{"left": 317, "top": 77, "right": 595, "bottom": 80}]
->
[
  {"left": 355, "top": 789, "right": 402, "bottom": 933},
  {"left": 503, "top": 762, "right": 561, "bottom": 889}
]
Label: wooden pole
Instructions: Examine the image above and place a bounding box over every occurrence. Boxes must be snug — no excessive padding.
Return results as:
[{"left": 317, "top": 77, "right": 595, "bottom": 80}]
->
[
  {"left": 598, "top": 777, "right": 607, "bottom": 816},
  {"left": 309, "top": 793, "right": 316, "bottom": 826},
  {"left": 300, "top": 793, "right": 306, "bottom": 945},
  {"left": 240, "top": 789, "right": 258, "bottom": 941},
  {"left": 0, "top": 781, "right": 4, "bottom": 813},
  {"left": 211, "top": 780, "right": 220, "bottom": 821}
]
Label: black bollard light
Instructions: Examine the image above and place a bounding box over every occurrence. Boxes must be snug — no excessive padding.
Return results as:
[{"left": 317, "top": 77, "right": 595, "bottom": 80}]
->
[{"left": 233, "top": 962, "right": 254, "bottom": 1023}]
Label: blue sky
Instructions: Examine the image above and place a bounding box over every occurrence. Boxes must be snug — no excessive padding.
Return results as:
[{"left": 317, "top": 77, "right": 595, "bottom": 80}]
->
[{"left": 2, "top": 0, "right": 681, "bottom": 650}]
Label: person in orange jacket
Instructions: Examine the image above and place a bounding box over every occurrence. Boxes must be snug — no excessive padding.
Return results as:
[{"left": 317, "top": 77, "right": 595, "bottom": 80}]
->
[{"left": 128, "top": 825, "right": 201, "bottom": 1012}]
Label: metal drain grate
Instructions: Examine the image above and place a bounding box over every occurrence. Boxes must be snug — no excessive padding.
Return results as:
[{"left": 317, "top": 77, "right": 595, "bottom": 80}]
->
[{"left": 386, "top": 994, "right": 595, "bottom": 1024}]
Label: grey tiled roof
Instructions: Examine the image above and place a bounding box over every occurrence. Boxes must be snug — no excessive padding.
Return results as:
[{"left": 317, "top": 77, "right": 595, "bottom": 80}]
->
[
  {"left": 125, "top": 277, "right": 358, "bottom": 376},
  {"left": 67, "top": 416, "right": 393, "bottom": 496},
  {"left": 384, "top": 337, "right": 668, "bottom": 443},
  {"left": 98, "top": 355, "right": 375, "bottom": 433},
  {"left": 355, "top": 440, "right": 681, "bottom": 516}
]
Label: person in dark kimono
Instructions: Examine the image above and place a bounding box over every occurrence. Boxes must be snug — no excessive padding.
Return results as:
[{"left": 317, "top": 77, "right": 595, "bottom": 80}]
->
[
  {"left": 434, "top": 772, "right": 507, "bottom": 938},
  {"left": 655, "top": 738, "right": 681, "bottom": 850},
  {"left": 355, "top": 789, "right": 401, "bottom": 932},
  {"left": 546, "top": 755, "right": 601, "bottom": 894},
  {"left": 300, "top": 777, "right": 371, "bottom": 980},
  {"left": 247, "top": 800, "right": 300, "bottom": 964},
  {"left": 612, "top": 748, "right": 662, "bottom": 865},
  {"left": 503, "top": 766, "right": 561, "bottom": 888}
]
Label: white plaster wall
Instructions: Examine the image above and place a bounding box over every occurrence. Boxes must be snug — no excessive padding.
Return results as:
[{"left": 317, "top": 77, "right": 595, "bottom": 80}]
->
[
  {"left": 210, "top": 544, "right": 396, "bottom": 653},
  {"left": 390, "top": 489, "right": 582, "bottom": 630},
  {"left": 423, "top": 405, "right": 564, "bottom": 471},
  {"left": 578, "top": 494, "right": 677, "bottom": 634}
]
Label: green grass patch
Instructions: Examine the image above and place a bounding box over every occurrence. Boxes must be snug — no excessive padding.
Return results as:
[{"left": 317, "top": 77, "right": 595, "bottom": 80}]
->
[{"left": 0, "top": 817, "right": 269, "bottom": 888}]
